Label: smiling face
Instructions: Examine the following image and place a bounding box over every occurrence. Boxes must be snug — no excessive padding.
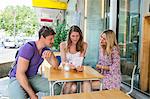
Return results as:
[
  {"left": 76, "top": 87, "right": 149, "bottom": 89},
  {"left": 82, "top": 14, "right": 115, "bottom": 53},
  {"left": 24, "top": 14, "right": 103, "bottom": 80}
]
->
[
  {"left": 67, "top": 25, "right": 84, "bottom": 52},
  {"left": 38, "top": 26, "right": 56, "bottom": 48},
  {"left": 100, "top": 33, "right": 107, "bottom": 46},
  {"left": 70, "top": 32, "right": 80, "bottom": 44},
  {"left": 43, "top": 35, "right": 55, "bottom": 48}
]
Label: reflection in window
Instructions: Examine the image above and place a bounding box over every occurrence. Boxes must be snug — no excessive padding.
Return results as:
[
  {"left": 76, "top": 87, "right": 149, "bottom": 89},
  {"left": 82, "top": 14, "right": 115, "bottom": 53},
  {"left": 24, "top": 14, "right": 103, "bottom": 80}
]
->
[{"left": 118, "top": 0, "right": 142, "bottom": 93}]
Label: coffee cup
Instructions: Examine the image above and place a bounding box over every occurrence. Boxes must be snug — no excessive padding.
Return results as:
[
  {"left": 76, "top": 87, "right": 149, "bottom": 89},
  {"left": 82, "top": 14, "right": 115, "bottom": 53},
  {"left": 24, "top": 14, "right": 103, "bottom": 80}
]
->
[{"left": 64, "top": 63, "right": 70, "bottom": 71}]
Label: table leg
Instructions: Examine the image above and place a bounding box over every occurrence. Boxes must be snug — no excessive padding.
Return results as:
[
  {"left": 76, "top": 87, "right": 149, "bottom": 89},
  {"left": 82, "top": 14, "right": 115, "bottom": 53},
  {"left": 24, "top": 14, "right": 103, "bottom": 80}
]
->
[
  {"left": 79, "top": 82, "right": 82, "bottom": 93},
  {"left": 49, "top": 81, "right": 53, "bottom": 96},
  {"left": 60, "top": 82, "right": 65, "bottom": 94},
  {"left": 99, "top": 79, "right": 103, "bottom": 91},
  {"left": 77, "top": 82, "right": 82, "bottom": 93}
]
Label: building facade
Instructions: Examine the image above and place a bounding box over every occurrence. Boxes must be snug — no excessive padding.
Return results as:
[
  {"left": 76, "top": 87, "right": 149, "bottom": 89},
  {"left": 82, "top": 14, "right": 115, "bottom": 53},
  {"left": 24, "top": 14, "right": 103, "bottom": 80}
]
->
[{"left": 66, "top": 0, "right": 150, "bottom": 95}]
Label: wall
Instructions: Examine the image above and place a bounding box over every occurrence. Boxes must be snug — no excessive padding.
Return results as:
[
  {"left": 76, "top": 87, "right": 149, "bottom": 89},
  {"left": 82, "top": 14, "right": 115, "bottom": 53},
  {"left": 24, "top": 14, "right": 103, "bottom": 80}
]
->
[
  {"left": 83, "top": 0, "right": 105, "bottom": 67},
  {"left": 0, "top": 62, "right": 13, "bottom": 78},
  {"left": 139, "top": 0, "right": 150, "bottom": 64},
  {"left": 140, "top": 13, "right": 150, "bottom": 92}
]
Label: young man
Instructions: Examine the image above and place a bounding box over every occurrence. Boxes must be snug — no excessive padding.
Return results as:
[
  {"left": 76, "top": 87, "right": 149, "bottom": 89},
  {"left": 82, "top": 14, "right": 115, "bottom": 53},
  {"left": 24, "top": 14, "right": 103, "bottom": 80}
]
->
[{"left": 8, "top": 26, "right": 60, "bottom": 99}]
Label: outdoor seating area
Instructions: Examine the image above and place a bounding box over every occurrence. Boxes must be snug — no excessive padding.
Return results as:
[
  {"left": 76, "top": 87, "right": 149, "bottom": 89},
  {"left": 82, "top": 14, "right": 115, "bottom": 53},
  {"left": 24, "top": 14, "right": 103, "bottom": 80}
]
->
[
  {"left": 0, "top": 54, "right": 149, "bottom": 99},
  {"left": 0, "top": 0, "right": 150, "bottom": 99}
]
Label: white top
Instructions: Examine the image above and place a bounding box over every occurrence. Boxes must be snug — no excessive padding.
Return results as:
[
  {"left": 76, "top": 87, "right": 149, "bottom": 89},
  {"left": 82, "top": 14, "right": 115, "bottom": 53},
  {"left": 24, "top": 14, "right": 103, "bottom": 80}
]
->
[{"left": 66, "top": 52, "right": 83, "bottom": 67}]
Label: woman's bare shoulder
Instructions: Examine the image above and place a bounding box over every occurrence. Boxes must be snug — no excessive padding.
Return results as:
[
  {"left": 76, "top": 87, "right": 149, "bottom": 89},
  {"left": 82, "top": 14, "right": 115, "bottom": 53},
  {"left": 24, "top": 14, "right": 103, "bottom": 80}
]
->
[{"left": 83, "top": 42, "right": 88, "bottom": 47}]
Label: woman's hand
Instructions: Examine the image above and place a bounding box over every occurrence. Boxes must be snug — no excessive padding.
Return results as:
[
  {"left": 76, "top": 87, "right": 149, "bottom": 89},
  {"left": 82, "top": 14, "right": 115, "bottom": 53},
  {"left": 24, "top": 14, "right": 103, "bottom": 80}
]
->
[
  {"left": 96, "top": 65, "right": 109, "bottom": 70},
  {"left": 76, "top": 66, "right": 83, "bottom": 72},
  {"left": 69, "top": 63, "right": 76, "bottom": 69},
  {"left": 96, "top": 65, "right": 103, "bottom": 69}
]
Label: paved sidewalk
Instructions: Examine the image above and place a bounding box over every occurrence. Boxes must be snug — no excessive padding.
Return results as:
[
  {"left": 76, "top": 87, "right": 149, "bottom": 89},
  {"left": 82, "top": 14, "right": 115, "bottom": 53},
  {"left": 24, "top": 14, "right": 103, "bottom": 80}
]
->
[{"left": 0, "top": 77, "right": 9, "bottom": 99}]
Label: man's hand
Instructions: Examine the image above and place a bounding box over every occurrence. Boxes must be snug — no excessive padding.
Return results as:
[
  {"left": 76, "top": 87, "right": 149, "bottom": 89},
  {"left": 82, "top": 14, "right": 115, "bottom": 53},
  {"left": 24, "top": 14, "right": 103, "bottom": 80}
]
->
[
  {"left": 42, "top": 50, "right": 52, "bottom": 59},
  {"left": 30, "top": 94, "right": 38, "bottom": 99}
]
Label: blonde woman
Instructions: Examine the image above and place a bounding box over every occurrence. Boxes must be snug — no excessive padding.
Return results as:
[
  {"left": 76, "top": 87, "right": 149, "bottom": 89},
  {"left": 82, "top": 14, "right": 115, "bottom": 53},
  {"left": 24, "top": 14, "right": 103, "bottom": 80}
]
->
[
  {"left": 60, "top": 25, "right": 91, "bottom": 94},
  {"left": 92, "top": 30, "right": 121, "bottom": 90}
]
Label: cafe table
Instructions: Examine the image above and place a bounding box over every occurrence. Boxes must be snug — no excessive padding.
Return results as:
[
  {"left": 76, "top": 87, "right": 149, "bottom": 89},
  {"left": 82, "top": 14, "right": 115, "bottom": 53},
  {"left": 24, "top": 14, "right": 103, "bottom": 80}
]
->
[
  {"left": 42, "top": 89, "right": 132, "bottom": 99},
  {"left": 44, "top": 66, "right": 104, "bottom": 96}
]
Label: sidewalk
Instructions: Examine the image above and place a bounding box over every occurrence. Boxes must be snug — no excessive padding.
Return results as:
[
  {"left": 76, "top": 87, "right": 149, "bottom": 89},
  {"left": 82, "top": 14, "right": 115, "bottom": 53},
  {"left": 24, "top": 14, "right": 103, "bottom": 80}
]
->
[{"left": 0, "top": 77, "right": 9, "bottom": 98}]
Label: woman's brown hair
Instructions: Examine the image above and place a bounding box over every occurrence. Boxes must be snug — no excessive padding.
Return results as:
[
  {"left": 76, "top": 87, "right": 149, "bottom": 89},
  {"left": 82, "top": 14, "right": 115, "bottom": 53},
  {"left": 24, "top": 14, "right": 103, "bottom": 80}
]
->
[{"left": 67, "top": 25, "right": 84, "bottom": 52}]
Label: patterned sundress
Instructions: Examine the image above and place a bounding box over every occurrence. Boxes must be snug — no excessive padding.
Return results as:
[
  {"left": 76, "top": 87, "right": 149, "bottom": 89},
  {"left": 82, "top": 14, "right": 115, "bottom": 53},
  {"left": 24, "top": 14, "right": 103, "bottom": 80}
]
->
[{"left": 97, "top": 46, "right": 121, "bottom": 89}]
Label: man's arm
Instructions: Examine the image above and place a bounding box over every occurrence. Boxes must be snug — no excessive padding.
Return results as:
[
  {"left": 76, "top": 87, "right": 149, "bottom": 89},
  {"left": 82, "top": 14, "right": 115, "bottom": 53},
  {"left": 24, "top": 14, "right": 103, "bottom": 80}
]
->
[
  {"left": 48, "top": 51, "right": 59, "bottom": 68},
  {"left": 42, "top": 50, "right": 59, "bottom": 68},
  {"left": 16, "top": 57, "right": 38, "bottom": 99}
]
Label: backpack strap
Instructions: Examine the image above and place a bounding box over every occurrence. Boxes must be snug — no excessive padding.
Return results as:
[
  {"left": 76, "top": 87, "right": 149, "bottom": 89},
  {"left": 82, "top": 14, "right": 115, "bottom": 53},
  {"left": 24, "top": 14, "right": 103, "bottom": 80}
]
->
[
  {"left": 8, "top": 42, "right": 35, "bottom": 77},
  {"left": 11, "top": 42, "right": 34, "bottom": 67},
  {"left": 27, "top": 42, "right": 34, "bottom": 59},
  {"left": 15, "top": 42, "right": 34, "bottom": 58}
]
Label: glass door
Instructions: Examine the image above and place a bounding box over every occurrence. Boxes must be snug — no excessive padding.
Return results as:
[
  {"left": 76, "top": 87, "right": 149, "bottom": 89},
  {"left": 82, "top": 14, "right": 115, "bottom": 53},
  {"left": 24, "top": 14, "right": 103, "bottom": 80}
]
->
[{"left": 117, "top": 0, "right": 140, "bottom": 89}]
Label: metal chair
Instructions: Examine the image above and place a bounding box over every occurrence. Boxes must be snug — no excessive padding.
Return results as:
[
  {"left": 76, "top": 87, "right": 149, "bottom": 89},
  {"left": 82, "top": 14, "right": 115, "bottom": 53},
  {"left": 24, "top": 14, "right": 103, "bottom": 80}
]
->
[{"left": 126, "top": 65, "right": 137, "bottom": 95}]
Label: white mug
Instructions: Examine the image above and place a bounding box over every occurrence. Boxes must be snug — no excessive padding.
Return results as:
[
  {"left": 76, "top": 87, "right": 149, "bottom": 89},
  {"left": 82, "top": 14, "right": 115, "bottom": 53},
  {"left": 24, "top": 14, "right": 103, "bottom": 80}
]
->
[{"left": 64, "top": 63, "right": 70, "bottom": 71}]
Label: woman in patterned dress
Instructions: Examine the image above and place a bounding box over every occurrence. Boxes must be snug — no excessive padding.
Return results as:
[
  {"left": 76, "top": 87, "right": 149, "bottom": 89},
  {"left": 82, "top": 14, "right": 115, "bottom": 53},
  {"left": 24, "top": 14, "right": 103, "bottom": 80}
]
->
[{"left": 92, "top": 30, "right": 121, "bottom": 90}]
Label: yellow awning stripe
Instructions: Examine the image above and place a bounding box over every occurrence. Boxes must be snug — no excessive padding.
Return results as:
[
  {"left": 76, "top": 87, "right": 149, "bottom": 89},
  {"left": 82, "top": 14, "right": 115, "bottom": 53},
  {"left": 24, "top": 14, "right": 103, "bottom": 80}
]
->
[{"left": 32, "top": 0, "right": 67, "bottom": 10}]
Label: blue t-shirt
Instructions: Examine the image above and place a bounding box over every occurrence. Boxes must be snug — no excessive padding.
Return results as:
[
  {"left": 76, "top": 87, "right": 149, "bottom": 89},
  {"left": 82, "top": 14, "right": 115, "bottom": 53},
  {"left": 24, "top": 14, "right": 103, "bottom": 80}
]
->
[{"left": 9, "top": 41, "right": 49, "bottom": 77}]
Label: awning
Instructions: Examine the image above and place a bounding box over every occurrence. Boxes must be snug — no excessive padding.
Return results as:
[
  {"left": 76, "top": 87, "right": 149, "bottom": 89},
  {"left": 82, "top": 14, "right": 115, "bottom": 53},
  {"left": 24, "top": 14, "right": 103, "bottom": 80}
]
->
[{"left": 32, "top": 0, "right": 68, "bottom": 10}]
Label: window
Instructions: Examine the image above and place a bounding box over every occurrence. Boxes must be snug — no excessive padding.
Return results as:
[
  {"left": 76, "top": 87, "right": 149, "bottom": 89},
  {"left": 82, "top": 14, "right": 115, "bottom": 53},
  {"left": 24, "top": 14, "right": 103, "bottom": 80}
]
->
[{"left": 117, "top": 0, "right": 147, "bottom": 94}]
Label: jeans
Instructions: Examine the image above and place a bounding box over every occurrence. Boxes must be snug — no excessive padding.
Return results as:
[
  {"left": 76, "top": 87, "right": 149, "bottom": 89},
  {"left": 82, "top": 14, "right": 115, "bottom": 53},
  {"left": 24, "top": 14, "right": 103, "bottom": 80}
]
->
[{"left": 8, "top": 74, "right": 61, "bottom": 99}]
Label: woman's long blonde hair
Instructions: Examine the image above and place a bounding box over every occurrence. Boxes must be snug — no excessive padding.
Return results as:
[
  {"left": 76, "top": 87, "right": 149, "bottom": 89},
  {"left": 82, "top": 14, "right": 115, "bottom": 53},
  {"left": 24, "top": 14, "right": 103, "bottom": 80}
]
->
[{"left": 101, "top": 30, "right": 118, "bottom": 55}]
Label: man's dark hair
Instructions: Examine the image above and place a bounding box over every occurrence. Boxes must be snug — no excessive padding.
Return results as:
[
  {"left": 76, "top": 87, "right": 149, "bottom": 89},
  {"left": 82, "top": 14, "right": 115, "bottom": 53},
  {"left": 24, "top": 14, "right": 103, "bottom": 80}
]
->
[{"left": 38, "top": 26, "right": 56, "bottom": 39}]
